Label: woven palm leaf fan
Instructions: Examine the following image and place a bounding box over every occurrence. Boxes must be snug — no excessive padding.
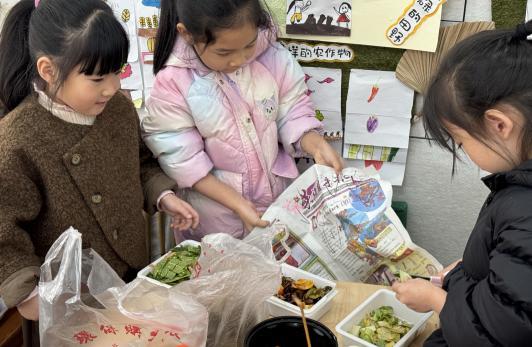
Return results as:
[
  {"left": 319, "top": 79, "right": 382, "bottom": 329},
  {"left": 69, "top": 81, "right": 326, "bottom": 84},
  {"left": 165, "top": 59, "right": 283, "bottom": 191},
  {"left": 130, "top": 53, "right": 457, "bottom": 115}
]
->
[{"left": 396, "top": 21, "right": 496, "bottom": 95}]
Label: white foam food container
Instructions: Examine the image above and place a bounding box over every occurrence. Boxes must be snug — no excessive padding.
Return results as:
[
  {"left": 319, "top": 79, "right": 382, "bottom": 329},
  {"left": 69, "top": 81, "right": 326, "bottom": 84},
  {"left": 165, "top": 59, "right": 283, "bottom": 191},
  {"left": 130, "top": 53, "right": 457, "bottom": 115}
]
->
[
  {"left": 137, "top": 240, "right": 201, "bottom": 288},
  {"left": 266, "top": 263, "right": 337, "bottom": 321},
  {"left": 335, "top": 289, "right": 432, "bottom": 347}
]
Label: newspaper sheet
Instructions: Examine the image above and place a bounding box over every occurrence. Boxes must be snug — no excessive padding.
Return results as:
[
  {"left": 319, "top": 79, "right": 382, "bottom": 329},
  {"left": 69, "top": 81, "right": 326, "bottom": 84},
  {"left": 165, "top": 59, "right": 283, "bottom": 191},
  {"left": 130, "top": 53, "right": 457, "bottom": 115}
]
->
[{"left": 248, "top": 165, "right": 441, "bottom": 285}]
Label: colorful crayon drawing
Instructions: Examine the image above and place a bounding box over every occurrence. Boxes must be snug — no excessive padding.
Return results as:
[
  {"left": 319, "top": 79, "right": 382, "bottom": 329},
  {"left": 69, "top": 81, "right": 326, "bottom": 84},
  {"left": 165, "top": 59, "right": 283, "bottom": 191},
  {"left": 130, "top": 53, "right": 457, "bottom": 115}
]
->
[
  {"left": 366, "top": 116, "right": 379, "bottom": 133},
  {"left": 334, "top": 2, "right": 351, "bottom": 28},
  {"left": 285, "top": 0, "right": 352, "bottom": 37},
  {"left": 367, "top": 81, "right": 380, "bottom": 102},
  {"left": 120, "top": 63, "right": 133, "bottom": 79}
]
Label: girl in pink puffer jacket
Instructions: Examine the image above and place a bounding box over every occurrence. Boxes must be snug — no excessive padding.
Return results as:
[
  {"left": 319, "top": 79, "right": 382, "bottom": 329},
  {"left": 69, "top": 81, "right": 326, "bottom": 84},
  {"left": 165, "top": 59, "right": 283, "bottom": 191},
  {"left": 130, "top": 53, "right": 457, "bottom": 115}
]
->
[{"left": 142, "top": 0, "right": 343, "bottom": 242}]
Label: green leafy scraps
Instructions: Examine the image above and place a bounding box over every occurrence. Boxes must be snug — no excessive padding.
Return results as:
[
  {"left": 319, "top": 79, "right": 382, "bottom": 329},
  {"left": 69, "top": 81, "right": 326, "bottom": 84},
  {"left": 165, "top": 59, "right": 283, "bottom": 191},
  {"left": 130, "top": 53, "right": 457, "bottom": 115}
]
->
[
  {"left": 147, "top": 245, "right": 201, "bottom": 286},
  {"left": 351, "top": 306, "right": 412, "bottom": 347}
]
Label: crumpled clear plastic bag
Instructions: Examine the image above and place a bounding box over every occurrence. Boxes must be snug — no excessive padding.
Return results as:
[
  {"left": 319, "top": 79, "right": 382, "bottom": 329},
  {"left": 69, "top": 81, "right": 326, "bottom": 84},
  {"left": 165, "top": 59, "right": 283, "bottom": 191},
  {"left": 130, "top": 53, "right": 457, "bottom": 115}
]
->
[
  {"left": 39, "top": 227, "right": 208, "bottom": 347},
  {"left": 174, "top": 231, "right": 282, "bottom": 347}
]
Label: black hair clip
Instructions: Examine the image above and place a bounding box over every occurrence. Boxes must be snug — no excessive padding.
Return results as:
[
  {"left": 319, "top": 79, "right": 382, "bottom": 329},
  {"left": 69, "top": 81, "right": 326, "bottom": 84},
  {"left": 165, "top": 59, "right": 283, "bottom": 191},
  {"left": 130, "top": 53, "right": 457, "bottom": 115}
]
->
[{"left": 513, "top": 22, "right": 530, "bottom": 41}]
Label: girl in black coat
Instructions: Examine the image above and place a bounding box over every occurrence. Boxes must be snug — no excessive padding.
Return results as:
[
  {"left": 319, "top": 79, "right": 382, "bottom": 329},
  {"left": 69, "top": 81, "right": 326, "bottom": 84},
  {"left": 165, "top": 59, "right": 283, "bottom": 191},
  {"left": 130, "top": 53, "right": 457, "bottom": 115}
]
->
[{"left": 392, "top": 20, "right": 532, "bottom": 346}]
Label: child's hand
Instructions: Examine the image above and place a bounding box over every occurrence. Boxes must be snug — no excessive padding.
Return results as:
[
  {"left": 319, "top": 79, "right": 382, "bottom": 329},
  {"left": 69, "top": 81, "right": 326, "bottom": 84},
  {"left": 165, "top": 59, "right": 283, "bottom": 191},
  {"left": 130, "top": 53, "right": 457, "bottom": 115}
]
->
[
  {"left": 17, "top": 295, "right": 39, "bottom": 321},
  {"left": 300, "top": 132, "right": 344, "bottom": 173},
  {"left": 392, "top": 278, "right": 447, "bottom": 314},
  {"left": 439, "top": 259, "right": 462, "bottom": 282},
  {"left": 159, "top": 193, "right": 199, "bottom": 231},
  {"left": 235, "top": 199, "right": 270, "bottom": 232}
]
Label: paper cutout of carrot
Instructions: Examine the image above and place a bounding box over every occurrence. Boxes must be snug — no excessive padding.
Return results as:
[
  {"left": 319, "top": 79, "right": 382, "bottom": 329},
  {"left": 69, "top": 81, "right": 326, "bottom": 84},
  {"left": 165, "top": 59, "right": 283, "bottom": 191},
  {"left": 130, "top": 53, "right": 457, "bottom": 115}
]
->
[{"left": 367, "top": 83, "right": 380, "bottom": 102}]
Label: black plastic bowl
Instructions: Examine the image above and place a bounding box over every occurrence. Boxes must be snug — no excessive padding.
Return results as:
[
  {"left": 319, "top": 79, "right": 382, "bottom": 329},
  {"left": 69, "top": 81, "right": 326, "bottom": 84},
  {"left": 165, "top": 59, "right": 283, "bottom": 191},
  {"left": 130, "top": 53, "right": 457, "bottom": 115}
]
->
[{"left": 245, "top": 316, "right": 338, "bottom": 347}]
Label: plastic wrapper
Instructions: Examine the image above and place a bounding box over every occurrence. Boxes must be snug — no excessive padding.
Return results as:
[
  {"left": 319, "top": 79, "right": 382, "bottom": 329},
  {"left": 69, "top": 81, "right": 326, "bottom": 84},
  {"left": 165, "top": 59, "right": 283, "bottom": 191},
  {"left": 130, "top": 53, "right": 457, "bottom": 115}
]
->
[
  {"left": 175, "top": 232, "right": 282, "bottom": 347},
  {"left": 39, "top": 227, "right": 208, "bottom": 346}
]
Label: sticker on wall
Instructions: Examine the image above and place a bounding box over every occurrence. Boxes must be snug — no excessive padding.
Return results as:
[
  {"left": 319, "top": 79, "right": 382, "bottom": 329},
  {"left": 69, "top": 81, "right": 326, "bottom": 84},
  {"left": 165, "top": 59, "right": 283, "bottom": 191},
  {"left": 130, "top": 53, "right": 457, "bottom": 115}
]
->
[
  {"left": 285, "top": 0, "right": 352, "bottom": 36},
  {"left": 281, "top": 41, "right": 354, "bottom": 63},
  {"left": 386, "top": 0, "right": 447, "bottom": 46}
]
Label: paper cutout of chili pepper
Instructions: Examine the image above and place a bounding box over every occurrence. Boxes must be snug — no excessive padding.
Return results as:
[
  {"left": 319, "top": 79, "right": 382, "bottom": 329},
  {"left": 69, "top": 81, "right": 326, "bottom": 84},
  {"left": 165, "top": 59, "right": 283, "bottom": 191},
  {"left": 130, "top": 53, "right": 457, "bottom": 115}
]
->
[
  {"left": 304, "top": 73, "right": 312, "bottom": 83},
  {"left": 367, "top": 83, "right": 380, "bottom": 103},
  {"left": 305, "top": 89, "right": 315, "bottom": 96},
  {"left": 366, "top": 116, "right": 379, "bottom": 133},
  {"left": 317, "top": 77, "right": 335, "bottom": 84},
  {"left": 364, "top": 160, "right": 384, "bottom": 170}
]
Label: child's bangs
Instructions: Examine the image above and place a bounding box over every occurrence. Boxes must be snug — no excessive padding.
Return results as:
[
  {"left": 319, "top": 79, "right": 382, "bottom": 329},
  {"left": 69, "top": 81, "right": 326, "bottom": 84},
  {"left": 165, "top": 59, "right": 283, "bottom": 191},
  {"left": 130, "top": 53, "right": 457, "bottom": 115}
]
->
[
  {"left": 76, "top": 13, "right": 129, "bottom": 76},
  {"left": 422, "top": 74, "right": 465, "bottom": 153}
]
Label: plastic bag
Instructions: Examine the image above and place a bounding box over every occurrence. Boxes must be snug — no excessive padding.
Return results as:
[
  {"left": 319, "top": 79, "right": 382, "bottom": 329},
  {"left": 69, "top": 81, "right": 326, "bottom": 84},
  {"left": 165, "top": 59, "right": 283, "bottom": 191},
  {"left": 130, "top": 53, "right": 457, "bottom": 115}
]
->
[
  {"left": 39, "top": 227, "right": 208, "bottom": 347},
  {"left": 174, "top": 232, "right": 281, "bottom": 347}
]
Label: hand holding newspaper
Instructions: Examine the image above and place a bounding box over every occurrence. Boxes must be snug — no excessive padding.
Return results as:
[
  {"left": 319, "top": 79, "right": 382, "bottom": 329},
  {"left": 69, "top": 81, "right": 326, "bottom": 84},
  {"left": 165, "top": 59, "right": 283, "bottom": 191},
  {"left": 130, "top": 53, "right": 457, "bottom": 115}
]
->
[{"left": 246, "top": 165, "right": 441, "bottom": 285}]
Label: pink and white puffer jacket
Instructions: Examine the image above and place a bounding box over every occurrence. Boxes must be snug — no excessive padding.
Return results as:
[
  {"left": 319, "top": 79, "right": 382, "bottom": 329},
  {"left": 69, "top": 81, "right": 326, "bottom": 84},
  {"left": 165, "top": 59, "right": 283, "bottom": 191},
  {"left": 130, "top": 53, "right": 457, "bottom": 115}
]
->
[{"left": 141, "top": 29, "right": 322, "bottom": 241}]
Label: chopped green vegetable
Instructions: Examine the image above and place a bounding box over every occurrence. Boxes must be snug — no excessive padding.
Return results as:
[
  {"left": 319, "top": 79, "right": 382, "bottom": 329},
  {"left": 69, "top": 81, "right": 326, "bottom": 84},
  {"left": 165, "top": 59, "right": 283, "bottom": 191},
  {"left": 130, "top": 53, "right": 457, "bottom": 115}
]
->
[
  {"left": 351, "top": 306, "right": 412, "bottom": 346},
  {"left": 387, "top": 263, "right": 413, "bottom": 283},
  {"left": 147, "top": 245, "right": 201, "bottom": 286},
  {"left": 398, "top": 270, "right": 412, "bottom": 283}
]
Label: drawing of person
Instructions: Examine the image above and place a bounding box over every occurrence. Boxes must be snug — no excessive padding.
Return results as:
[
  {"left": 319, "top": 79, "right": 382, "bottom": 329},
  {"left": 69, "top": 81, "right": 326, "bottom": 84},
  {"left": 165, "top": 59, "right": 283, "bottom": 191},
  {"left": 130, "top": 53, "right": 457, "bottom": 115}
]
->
[
  {"left": 334, "top": 2, "right": 351, "bottom": 28},
  {"left": 287, "top": 0, "right": 312, "bottom": 24}
]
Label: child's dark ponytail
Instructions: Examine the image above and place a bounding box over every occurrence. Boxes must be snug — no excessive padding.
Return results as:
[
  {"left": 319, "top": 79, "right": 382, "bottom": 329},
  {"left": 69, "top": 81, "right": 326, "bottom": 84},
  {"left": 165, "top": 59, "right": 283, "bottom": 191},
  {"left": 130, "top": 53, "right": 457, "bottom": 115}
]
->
[
  {"left": 0, "top": 0, "right": 128, "bottom": 114},
  {"left": 511, "top": 20, "right": 532, "bottom": 41},
  {"left": 423, "top": 19, "right": 532, "bottom": 164},
  {"left": 0, "top": 0, "right": 36, "bottom": 112},
  {"left": 154, "top": 0, "right": 179, "bottom": 75}
]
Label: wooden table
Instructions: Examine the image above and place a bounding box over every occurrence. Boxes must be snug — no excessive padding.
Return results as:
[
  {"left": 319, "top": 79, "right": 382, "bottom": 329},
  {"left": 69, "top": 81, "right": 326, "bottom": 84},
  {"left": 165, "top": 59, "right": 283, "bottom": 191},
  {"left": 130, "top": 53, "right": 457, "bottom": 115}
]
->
[{"left": 320, "top": 282, "right": 439, "bottom": 347}]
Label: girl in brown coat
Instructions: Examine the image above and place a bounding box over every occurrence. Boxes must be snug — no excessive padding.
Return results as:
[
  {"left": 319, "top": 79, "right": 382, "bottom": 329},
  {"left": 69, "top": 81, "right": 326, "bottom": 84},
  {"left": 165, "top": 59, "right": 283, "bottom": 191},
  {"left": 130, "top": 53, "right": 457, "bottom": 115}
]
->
[{"left": 0, "top": 0, "right": 199, "bottom": 324}]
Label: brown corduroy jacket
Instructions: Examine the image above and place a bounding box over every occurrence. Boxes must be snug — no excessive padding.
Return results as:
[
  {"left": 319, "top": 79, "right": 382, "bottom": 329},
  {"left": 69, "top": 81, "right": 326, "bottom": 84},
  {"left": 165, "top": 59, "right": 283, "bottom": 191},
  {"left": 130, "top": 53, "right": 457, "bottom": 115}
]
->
[{"left": 0, "top": 93, "right": 176, "bottom": 308}]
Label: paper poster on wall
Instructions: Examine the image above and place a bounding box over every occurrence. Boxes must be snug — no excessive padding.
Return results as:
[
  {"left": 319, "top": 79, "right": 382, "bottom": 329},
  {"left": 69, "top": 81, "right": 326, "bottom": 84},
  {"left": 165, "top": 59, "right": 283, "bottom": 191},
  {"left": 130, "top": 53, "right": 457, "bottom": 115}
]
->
[
  {"left": 344, "top": 144, "right": 408, "bottom": 164},
  {"left": 344, "top": 114, "right": 411, "bottom": 149},
  {"left": 139, "top": 35, "right": 156, "bottom": 89},
  {"left": 267, "top": 0, "right": 442, "bottom": 52},
  {"left": 285, "top": 0, "right": 352, "bottom": 36},
  {"left": 281, "top": 41, "right": 355, "bottom": 63},
  {"left": 136, "top": 1, "right": 159, "bottom": 90},
  {"left": 386, "top": 0, "right": 446, "bottom": 46},
  {"left": 343, "top": 69, "right": 413, "bottom": 185},
  {"left": 107, "top": 0, "right": 139, "bottom": 62},
  {"left": 345, "top": 159, "right": 407, "bottom": 186},
  {"left": 346, "top": 70, "right": 415, "bottom": 117},
  {"left": 302, "top": 67, "right": 343, "bottom": 140}
]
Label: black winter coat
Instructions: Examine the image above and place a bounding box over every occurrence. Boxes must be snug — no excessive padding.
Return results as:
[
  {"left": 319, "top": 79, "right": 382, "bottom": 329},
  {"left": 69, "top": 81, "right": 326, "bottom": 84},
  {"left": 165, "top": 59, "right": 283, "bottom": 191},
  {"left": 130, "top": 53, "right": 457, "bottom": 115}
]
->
[{"left": 425, "top": 161, "right": 532, "bottom": 346}]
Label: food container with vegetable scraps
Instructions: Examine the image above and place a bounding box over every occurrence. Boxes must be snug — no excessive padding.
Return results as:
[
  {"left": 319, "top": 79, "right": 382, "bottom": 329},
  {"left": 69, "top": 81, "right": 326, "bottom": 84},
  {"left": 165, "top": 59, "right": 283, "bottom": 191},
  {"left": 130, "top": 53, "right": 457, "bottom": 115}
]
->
[
  {"left": 137, "top": 240, "right": 201, "bottom": 288},
  {"left": 266, "top": 263, "right": 337, "bottom": 320},
  {"left": 335, "top": 289, "right": 432, "bottom": 347}
]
